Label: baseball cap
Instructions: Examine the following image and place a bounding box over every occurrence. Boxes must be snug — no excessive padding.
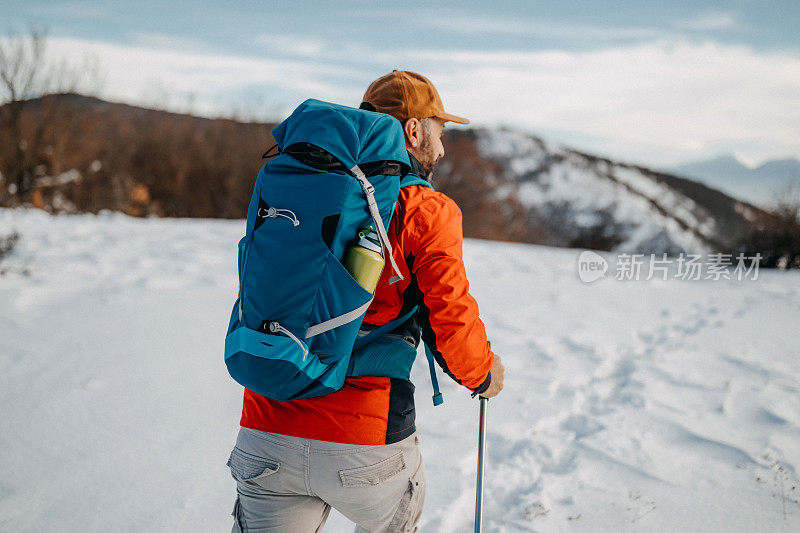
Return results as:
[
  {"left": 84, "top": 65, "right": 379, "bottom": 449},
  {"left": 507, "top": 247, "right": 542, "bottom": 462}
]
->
[{"left": 362, "top": 70, "right": 469, "bottom": 125}]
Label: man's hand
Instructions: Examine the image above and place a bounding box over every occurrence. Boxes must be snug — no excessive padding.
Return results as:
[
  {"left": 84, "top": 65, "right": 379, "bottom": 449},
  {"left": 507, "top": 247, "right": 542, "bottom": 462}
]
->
[{"left": 480, "top": 354, "right": 504, "bottom": 398}]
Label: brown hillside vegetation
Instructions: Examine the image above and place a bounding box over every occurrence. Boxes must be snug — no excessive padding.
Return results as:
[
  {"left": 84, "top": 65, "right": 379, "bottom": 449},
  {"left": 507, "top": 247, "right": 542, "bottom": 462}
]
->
[
  {"left": 0, "top": 94, "right": 523, "bottom": 241},
  {"left": 0, "top": 94, "right": 269, "bottom": 218}
]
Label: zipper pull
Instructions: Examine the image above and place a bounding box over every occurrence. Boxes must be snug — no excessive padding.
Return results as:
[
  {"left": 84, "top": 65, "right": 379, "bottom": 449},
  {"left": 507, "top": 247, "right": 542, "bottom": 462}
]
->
[{"left": 269, "top": 321, "right": 308, "bottom": 360}]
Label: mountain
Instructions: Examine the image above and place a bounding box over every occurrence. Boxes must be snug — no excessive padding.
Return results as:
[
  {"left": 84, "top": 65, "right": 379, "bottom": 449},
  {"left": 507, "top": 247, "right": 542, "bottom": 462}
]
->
[
  {"left": 670, "top": 155, "right": 800, "bottom": 208},
  {"left": 435, "top": 129, "right": 761, "bottom": 254},
  {"left": 673, "top": 154, "right": 752, "bottom": 181},
  {"left": 0, "top": 94, "right": 776, "bottom": 256}
]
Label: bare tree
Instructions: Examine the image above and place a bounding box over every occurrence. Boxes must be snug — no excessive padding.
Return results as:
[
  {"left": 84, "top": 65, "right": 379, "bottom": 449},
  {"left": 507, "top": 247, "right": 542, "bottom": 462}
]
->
[
  {"left": 0, "top": 27, "right": 52, "bottom": 101},
  {"left": 0, "top": 27, "right": 101, "bottom": 200},
  {"left": 769, "top": 182, "right": 800, "bottom": 268},
  {"left": 0, "top": 27, "right": 49, "bottom": 196},
  {"left": 741, "top": 182, "right": 800, "bottom": 269},
  {"left": 770, "top": 181, "right": 800, "bottom": 223}
]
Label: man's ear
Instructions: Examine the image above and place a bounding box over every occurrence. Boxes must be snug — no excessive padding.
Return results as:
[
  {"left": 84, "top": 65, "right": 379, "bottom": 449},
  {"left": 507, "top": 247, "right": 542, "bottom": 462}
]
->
[{"left": 403, "top": 118, "right": 422, "bottom": 149}]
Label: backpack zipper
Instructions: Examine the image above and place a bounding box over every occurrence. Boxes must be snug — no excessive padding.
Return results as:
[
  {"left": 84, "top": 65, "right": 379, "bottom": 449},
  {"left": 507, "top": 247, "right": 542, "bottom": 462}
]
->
[
  {"left": 269, "top": 321, "right": 308, "bottom": 360},
  {"left": 258, "top": 206, "right": 300, "bottom": 226},
  {"left": 240, "top": 204, "right": 299, "bottom": 323}
]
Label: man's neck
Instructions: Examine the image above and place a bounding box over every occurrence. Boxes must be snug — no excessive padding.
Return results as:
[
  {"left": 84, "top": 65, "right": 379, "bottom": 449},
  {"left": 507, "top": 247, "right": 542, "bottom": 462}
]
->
[{"left": 407, "top": 152, "right": 429, "bottom": 180}]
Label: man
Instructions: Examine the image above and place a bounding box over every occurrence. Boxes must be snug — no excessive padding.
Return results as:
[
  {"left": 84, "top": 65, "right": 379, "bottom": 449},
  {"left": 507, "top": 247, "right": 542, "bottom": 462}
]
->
[{"left": 228, "top": 71, "right": 505, "bottom": 532}]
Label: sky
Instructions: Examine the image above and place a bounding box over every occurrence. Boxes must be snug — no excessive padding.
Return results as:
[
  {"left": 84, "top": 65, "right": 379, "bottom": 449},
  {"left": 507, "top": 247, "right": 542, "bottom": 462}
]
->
[{"left": 2, "top": 0, "right": 799, "bottom": 168}]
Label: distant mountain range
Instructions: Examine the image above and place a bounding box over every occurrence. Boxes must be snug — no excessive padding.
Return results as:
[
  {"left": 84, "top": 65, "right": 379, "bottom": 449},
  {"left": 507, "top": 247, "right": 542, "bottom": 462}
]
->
[{"left": 668, "top": 155, "right": 800, "bottom": 208}]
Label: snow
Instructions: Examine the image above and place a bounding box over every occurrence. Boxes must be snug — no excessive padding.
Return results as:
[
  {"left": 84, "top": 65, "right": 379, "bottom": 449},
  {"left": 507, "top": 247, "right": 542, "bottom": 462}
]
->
[
  {"left": 2, "top": 208, "right": 800, "bottom": 532},
  {"left": 476, "top": 128, "right": 554, "bottom": 169},
  {"left": 34, "top": 169, "right": 84, "bottom": 188},
  {"left": 476, "top": 128, "right": 719, "bottom": 254}
]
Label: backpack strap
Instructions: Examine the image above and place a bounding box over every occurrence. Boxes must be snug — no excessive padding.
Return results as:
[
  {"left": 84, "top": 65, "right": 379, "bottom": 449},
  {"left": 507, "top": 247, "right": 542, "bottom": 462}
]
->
[
  {"left": 424, "top": 342, "right": 444, "bottom": 406},
  {"left": 305, "top": 298, "right": 374, "bottom": 338},
  {"left": 354, "top": 305, "right": 443, "bottom": 406},
  {"left": 351, "top": 165, "right": 405, "bottom": 285},
  {"left": 353, "top": 305, "right": 419, "bottom": 351},
  {"left": 400, "top": 173, "right": 432, "bottom": 190}
]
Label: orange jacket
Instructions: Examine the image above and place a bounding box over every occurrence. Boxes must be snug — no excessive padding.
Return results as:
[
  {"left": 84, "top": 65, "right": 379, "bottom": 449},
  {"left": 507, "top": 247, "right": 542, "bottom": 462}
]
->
[{"left": 240, "top": 169, "right": 494, "bottom": 445}]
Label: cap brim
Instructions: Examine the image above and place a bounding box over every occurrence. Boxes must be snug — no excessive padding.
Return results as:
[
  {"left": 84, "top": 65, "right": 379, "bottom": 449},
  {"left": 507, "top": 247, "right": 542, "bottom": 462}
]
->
[{"left": 437, "top": 112, "right": 470, "bottom": 125}]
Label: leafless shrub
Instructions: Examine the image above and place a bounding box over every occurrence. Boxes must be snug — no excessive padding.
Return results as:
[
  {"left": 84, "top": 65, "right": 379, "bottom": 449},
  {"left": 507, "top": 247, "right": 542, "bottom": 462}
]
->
[
  {"left": 769, "top": 182, "right": 800, "bottom": 224},
  {"left": 739, "top": 183, "right": 800, "bottom": 269},
  {"left": 0, "top": 230, "right": 20, "bottom": 261}
]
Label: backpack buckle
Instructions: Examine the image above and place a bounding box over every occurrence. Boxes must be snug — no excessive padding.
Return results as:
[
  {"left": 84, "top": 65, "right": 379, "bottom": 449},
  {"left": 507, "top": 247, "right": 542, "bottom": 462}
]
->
[{"left": 350, "top": 165, "right": 375, "bottom": 195}]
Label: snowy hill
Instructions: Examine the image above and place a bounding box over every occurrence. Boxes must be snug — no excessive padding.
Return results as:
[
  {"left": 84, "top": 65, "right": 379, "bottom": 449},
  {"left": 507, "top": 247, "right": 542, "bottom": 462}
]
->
[
  {"left": 437, "top": 128, "right": 758, "bottom": 255},
  {"left": 2, "top": 208, "right": 799, "bottom": 532},
  {"left": 670, "top": 155, "right": 800, "bottom": 208}
]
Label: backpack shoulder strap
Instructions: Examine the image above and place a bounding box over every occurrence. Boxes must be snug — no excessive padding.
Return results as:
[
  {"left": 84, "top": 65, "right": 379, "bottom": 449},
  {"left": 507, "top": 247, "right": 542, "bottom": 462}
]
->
[{"left": 400, "top": 172, "right": 433, "bottom": 190}]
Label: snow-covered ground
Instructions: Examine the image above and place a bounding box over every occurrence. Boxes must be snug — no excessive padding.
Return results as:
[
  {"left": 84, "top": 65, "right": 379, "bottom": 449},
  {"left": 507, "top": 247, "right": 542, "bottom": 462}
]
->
[{"left": 1, "top": 208, "right": 799, "bottom": 532}]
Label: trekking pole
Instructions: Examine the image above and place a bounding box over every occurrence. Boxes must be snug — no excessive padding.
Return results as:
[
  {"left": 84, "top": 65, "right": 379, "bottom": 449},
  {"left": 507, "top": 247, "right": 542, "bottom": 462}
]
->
[{"left": 474, "top": 396, "right": 488, "bottom": 533}]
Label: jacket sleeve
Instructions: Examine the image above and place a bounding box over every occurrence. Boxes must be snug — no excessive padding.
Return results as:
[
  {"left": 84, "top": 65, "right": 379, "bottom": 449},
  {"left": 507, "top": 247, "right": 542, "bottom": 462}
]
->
[{"left": 408, "top": 193, "right": 494, "bottom": 392}]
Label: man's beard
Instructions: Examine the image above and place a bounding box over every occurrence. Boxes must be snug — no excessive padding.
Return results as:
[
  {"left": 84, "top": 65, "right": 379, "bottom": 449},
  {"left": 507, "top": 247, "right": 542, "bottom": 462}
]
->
[{"left": 417, "top": 132, "right": 439, "bottom": 175}]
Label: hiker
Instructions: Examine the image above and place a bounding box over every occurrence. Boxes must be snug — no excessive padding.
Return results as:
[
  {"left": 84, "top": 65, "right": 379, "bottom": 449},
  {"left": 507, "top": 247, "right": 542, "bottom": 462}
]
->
[{"left": 227, "top": 70, "right": 505, "bottom": 532}]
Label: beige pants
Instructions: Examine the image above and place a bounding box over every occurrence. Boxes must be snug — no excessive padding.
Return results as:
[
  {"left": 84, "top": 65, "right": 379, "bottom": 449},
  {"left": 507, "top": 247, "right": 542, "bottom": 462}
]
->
[{"left": 228, "top": 427, "right": 425, "bottom": 532}]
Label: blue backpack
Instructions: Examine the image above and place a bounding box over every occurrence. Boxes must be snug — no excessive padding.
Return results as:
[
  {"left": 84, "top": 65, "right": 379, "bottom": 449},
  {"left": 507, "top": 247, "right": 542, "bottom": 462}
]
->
[{"left": 225, "top": 99, "right": 443, "bottom": 404}]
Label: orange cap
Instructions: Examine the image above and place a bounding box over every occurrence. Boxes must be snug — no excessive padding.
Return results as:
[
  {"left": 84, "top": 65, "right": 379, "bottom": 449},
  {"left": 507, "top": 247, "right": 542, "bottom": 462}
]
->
[{"left": 362, "top": 70, "right": 469, "bottom": 125}]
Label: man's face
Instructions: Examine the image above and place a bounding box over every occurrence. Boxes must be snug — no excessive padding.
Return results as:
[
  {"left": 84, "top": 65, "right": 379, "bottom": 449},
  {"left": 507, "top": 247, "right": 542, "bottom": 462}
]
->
[
  {"left": 417, "top": 118, "right": 446, "bottom": 174},
  {"left": 406, "top": 117, "right": 445, "bottom": 174}
]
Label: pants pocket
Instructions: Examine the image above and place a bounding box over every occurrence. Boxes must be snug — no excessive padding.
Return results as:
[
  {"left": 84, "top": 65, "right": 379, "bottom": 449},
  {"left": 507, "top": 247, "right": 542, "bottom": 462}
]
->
[
  {"left": 338, "top": 451, "right": 406, "bottom": 487},
  {"left": 227, "top": 446, "right": 280, "bottom": 483},
  {"left": 387, "top": 459, "right": 425, "bottom": 532},
  {"left": 231, "top": 496, "right": 243, "bottom": 532}
]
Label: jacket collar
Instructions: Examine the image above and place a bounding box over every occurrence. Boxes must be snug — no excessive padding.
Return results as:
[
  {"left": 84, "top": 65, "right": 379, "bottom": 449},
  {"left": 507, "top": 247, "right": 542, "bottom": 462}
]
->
[{"left": 407, "top": 152, "right": 430, "bottom": 180}]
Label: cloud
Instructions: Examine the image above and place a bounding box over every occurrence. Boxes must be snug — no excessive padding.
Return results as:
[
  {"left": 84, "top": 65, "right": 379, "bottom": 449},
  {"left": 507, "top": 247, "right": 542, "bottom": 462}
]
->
[
  {"left": 30, "top": 1, "right": 109, "bottom": 20},
  {"left": 36, "top": 34, "right": 800, "bottom": 167},
  {"left": 422, "top": 15, "right": 666, "bottom": 42},
  {"left": 43, "top": 36, "right": 369, "bottom": 118},
  {"left": 675, "top": 10, "right": 740, "bottom": 31},
  {"left": 422, "top": 40, "right": 800, "bottom": 165},
  {"left": 129, "top": 33, "right": 211, "bottom": 53},
  {"left": 255, "top": 34, "right": 326, "bottom": 58}
]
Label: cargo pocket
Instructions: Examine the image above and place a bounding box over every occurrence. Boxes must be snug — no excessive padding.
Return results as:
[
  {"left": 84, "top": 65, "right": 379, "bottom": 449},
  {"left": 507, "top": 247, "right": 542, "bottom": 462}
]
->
[
  {"left": 387, "top": 460, "right": 425, "bottom": 532},
  {"left": 231, "top": 496, "right": 244, "bottom": 532},
  {"left": 339, "top": 451, "right": 406, "bottom": 487},
  {"left": 227, "top": 446, "right": 280, "bottom": 483}
]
